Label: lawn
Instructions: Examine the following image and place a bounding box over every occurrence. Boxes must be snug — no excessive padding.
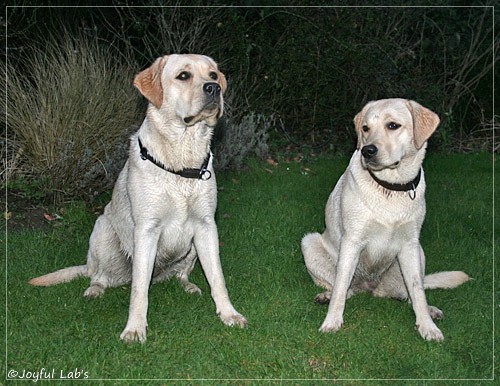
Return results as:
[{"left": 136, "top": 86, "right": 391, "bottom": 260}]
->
[{"left": 4, "top": 152, "right": 496, "bottom": 384}]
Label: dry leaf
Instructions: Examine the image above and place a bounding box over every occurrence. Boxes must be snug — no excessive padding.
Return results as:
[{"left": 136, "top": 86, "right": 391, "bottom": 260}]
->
[
  {"left": 266, "top": 158, "right": 278, "bottom": 167},
  {"left": 43, "top": 213, "right": 56, "bottom": 221}
]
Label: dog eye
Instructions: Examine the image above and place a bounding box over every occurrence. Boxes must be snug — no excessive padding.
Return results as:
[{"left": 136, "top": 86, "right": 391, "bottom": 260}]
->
[
  {"left": 209, "top": 71, "right": 218, "bottom": 80},
  {"left": 176, "top": 71, "right": 192, "bottom": 81},
  {"left": 387, "top": 122, "right": 401, "bottom": 130},
  {"left": 362, "top": 125, "right": 369, "bottom": 132}
]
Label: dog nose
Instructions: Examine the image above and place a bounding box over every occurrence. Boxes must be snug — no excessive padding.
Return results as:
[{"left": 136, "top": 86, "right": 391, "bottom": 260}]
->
[
  {"left": 203, "top": 82, "right": 221, "bottom": 97},
  {"left": 361, "top": 144, "right": 378, "bottom": 159}
]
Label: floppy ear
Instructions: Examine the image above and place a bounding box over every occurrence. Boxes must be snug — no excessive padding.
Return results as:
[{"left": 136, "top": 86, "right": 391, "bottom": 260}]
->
[
  {"left": 218, "top": 70, "right": 227, "bottom": 94},
  {"left": 353, "top": 101, "right": 374, "bottom": 149},
  {"left": 354, "top": 111, "right": 364, "bottom": 149},
  {"left": 406, "top": 100, "right": 440, "bottom": 149},
  {"left": 133, "top": 56, "right": 168, "bottom": 109},
  {"left": 217, "top": 70, "right": 227, "bottom": 118}
]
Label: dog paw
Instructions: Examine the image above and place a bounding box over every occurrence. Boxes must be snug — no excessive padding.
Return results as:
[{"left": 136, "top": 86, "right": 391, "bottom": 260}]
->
[
  {"left": 314, "top": 291, "right": 332, "bottom": 304},
  {"left": 219, "top": 312, "right": 248, "bottom": 328},
  {"left": 183, "top": 282, "right": 202, "bottom": 295},
  {"left": 120, "top": 324, "right": 148, "bottom": 343},
  {"left": 428, "top": 306, "right": 444, "bottom": 320},
  {"left": 319, "top": 316, "right": 343, "bottom": 333},
  {"left": 83, "top": 284, "right": 105, "bottom": 298},
  {"left": 417, "top": 323, "right": 444, "bottom": 342}
]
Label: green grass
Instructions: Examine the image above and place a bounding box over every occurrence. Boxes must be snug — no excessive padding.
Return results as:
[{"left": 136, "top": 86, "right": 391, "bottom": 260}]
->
[{"left": 5, "top": 153, "right": 496, "bottom": 383}]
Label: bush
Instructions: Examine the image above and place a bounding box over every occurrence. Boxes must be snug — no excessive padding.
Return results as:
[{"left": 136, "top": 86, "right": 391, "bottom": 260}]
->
[
  {"left": 3, "top": 32, "right": 142, "bottom": 201},
  {"left": 213, "top": 112, "right": 271, "bottom": 170},
  {"left": 3, "top": 5, "right": 496, "bottom": 203},
  {"left": 107, "top": 5, "right": 272, "bottom": 170},
  {"left": 109, "top": 5, "right": 495, "bottom": 155}
]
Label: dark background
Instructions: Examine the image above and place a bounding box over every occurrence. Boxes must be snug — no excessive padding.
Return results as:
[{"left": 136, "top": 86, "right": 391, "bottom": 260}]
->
[
  {"left": 3, "top": 1, "right": 498, "bottom": 201},
  {"left": 5, "top": 2, "right": 497, "bottom": 150}
]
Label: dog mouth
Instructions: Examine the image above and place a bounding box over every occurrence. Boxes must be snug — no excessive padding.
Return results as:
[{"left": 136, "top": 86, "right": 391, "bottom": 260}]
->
[
  {"left": 183, "top": 102, "right": 221, "bottom": 126},
  {"left": 363, "top": 159, "right": 400, "bottom": 172},
  {"left": 361, "top": 144, "right": 401, "bottom": 171}
]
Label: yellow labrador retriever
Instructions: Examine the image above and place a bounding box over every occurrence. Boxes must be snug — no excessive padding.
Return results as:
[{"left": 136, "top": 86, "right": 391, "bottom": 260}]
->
[
  {"left": 30, "top": 54, "right": 247, "bottom": 343},
  {"left": 302, "top": 99, "right": 469, "bottom": 341}
]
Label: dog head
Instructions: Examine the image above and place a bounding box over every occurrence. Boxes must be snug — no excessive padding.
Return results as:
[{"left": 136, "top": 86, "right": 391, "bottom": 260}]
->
[
  {"left": 354, "top": 98, "right": 440, "bottom": 171},
  {"left": 133, "top": 54, "right": 227, "bottom": 127}
]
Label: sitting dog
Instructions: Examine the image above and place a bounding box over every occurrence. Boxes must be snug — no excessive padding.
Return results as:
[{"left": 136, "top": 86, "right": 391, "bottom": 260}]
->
[
  {"left": 30, "top": 54, "right": 247, "bottom": 343},
  {"left": 301, "top": 98, "right": 469, "bottom": 341}
]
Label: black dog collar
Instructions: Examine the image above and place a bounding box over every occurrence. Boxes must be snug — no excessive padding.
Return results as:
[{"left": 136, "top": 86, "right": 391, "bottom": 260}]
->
[
  {"left": 368, "top": 168, "right": 422, "bottom": 200},
  {"left": 138, "top": 137, "right": 212, "bottom": 180}
]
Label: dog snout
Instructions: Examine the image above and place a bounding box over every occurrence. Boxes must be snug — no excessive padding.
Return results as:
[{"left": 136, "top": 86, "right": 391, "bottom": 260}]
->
[
  {"left": 361, "top": 144, "right": 378, "bottom": 159},
  {"left": 203, "top": 82, "right": 221, "bottom": 97}
]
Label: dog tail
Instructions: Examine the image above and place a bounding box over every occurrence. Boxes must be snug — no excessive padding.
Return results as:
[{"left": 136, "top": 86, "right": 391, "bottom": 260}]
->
[
  {"left": 424, "top": 271, "right": 470, "bottom": 290},
  {"left": 29, "top": 265, "right": 88, "bottom": 286}
]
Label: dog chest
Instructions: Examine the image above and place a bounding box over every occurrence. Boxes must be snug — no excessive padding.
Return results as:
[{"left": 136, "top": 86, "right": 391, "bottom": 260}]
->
[
  {"left": 155, "top": 216, "right": 196, "bottom": 260},
  {"left": 357, "top": 220, "right": 416, "bottom": 277},
  {"left": 108, "top": 185, "right": 207, "bottom": 266}
]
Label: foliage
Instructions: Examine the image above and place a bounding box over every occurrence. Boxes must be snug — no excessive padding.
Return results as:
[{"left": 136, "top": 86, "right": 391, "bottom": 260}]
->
[
  {"left": 2, "top": 31, "right": 142, "bottom": 201},
  {"left": 101, "top": 4, "right": 496, "bottom": 152},
  {"left": 213, "top": 112, "right": 271, "bottom": 170},
  {"left": 2, "top": 4, "right": 497, "bottom": 202},
  {"left": 240, "top": 6, "right": 496, "bottom": 151}
]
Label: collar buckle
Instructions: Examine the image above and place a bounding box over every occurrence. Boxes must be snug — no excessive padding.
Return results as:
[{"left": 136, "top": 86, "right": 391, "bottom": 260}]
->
[{"left": 200, "top": 169, "right": 212, "bottom": 181}]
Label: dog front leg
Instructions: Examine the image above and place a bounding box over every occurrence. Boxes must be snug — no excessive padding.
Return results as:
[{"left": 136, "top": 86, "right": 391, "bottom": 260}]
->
[
  {"left": 120, "top": 224, "right": 160, "bottom": 343},
  {"left": 320, "top": 238, "right": 360, "bottom": 333},
  {"left": 194, "top": 218, "right": 247, "bottom": 328},
  {"left": 399, "top": 242, "right": 444, "bottom": 341}
]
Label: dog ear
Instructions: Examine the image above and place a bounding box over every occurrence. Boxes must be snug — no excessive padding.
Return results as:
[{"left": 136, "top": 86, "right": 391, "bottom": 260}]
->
[
  {"left": 218, "top": 70, "right": 227, "bottom": 94},
  {"left": 133, "top": 56, "right": 168, "bottom": 109},
  {"left": 353, "top": 101, "right": 374, "bottom": 149},
  {"left": 217, "top": 70, "right": 227, "bottom": 118},
  {"left": 354, "top": 111, "right": 364, "bottom": 149},
  {"left": 406, "top": 100, "right": 440, "bottom": 149}
]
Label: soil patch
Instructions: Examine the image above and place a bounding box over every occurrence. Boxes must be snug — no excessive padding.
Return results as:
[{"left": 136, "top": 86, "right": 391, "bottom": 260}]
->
[{"left": 3, "top": 192, "right": 53, "bottom": 232}]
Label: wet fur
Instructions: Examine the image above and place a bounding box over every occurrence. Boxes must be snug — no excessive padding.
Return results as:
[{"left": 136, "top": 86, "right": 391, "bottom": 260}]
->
[
  {"left": 30, "top": 54, "right": 247, "bottom": 343},
  {"left": 301, "top": 99, "right": 469, "bottom": 341}
]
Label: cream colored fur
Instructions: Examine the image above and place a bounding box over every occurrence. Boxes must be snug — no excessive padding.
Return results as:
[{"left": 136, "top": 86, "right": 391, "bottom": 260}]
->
[
  {"left": 301, "top": 98, "right": 469, "bottom": 341},
  {"left": 30, "top": 54, "right": 247, "bottom": 343}
]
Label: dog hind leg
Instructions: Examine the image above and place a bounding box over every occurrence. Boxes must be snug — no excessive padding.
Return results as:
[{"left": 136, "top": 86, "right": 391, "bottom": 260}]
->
[
  {"left": 374, "top": 260, "right": 451, "bottom": 320},
  {"left": 152, "top": 246, "right": 202, "bottom": 295},
  {"left": 302, "top": 232, "right": 337, "bottom": 303},
  {"left": 372, "top": 260, "right": 409, "bottom": 300},
  {"left": 177, "top": 247, "right": 202, "bottom": 295},
  {"left": 84, "top": 215, "right": 131, "bottom": 298},
  {"left": 372, "top": 261, "right": 444, "bottom": 320}
]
